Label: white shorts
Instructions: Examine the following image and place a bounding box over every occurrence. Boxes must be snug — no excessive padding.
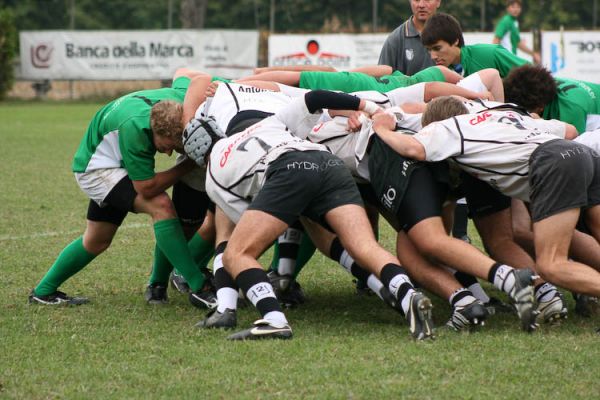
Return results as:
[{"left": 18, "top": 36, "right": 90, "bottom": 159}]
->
[{"left": 75, "top": 168, "right": 128, "bottom": 206}]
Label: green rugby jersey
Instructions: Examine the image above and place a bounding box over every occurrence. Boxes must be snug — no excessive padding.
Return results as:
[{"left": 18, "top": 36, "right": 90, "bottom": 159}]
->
[
  {"left": 72, "top": 77, "right": 190, "bottom": 181},
  {"left": 458, "top": 44, "right": 528, "bottom": 78},
  {"left": 543, "top": 78, "right": 600, "bottom": 134},
  {"left": 298, "top": 66, "right": 445, "bottom": 93},
  {"left": 494, "top": 14, "right": 520, "bottom": 54}
]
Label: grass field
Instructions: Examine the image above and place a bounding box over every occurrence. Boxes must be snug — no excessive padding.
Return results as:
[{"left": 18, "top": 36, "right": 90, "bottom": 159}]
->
[{"left": 1, "top": 101, "right": 599, "bottom": 399}]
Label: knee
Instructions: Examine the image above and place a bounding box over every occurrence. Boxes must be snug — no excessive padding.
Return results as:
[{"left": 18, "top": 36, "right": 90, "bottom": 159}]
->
[
  {"left": 535, "top": 256, "right": 566, "bottom": 284},
  {"left": 82, "top": 235, "right": 112, "bottom": 255},
  {"left": 147, "top": 193, "right": 177, "bottom": 220},
  {"left": 413, "top": 234, "right": 446, "bottom": 259}
]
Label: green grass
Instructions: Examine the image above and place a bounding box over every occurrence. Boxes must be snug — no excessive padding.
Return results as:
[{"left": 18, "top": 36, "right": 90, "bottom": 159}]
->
[{"left": 1, "top": 101, "right": 599, "bottom": 399}]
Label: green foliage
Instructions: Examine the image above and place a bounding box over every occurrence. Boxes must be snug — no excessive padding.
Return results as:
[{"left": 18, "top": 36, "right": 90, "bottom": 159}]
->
[
  {"left": 2, "top": 102, "right": 600, "bottom": 398},
  {"left": 0, "top": 0, "right": 595, "bottom": 33},
  {"left": 0, "top": 8, "right": 16, "bottom": 100}
]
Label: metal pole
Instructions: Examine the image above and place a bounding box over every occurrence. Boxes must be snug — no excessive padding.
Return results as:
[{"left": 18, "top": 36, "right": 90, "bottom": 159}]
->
[
  {"left": 480, "top": 0, "right": 486, "bottom": 31},
  {"left": 69, "top": 0, "right": 75, "bottom": 100},
  {"left": 168, "top": 0, "right": 173, "bottom": 29},
  {"left": 372, "top": 0, "right": 378, "bottom": 32},
  {"left": 270, "top": 0, "right": 275, "bottom": 33}
]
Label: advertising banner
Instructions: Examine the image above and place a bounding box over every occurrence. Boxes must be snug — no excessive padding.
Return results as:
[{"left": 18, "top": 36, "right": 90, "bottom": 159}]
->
[
  {"left": 541, "top": 30, "right": 600, "bottom": 83},
  {"left": 20, "top": 30, "right": 258, "bottom": 80}
]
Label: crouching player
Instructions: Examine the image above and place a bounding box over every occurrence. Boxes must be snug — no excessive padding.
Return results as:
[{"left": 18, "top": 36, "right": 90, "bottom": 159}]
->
[{"left": 164, "top": 90, "right": 437, "bottom": 340}]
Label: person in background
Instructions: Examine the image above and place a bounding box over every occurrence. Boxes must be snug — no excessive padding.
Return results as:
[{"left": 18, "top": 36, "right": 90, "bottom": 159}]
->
[
  {"left": 493, "top": 0, "right": 540, "bottom": 64},
  {"left": 378, "top": 0, "right": 441, "bottom": 75}
]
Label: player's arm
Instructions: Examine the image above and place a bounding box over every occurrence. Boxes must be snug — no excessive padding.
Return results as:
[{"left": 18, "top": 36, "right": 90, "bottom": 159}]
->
[
  {"left": 349, "top": 65, "right": 393, "bottom": 77},
  {"left": 132, "top": 160, "right": 196, "bottom": 199},
  {"left": 517, "top": 41, "right": 541, "bottom": 64},
  {"left": 424, "top": 81, "right": 493, "bottom": 102},
  {"left": 253, "top": 65, "right": 336, "bottom": 73},
  {"left": 372, "top": 113, "right": 426, "bottom": 160},
  {"left": 181, "top": 74, "right": 213, "bottom": 125}
]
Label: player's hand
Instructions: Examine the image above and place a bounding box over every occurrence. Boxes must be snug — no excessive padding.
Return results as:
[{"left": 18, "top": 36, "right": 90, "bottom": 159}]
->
[
  {"left": 478, "top": 90, "right": 494, "bottom": 101},
  {"left": 205, "top": 81, "right": 219, "bottom": 97},
  {"left": 346, "top": 111, "right": 367, "bottom": 132},
  {"left": 372, "top": 112, "right": 396, "bottom": 131}
]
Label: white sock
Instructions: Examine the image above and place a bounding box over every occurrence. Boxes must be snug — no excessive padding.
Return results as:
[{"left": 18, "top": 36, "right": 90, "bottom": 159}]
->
[
  {"left": 492, "top": 265, "right": 516, "bottom": 294},
  {"left": 535, "top": 282, "right": 558, "bottom": 303},
  {"left": 467, "top": 282, "right": 490, "bottom": 303},
  {"left": 367, "top": 274, "right": 385, "bottom": 301},
  {"left": 213, "top": 254, "right": 239, "bottom": 313}
]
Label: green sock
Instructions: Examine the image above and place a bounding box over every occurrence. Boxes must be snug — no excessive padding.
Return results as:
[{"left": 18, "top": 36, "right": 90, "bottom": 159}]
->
[
  {"left": 188, "top": 232, "right": 215, "bottom": 267},
  {"left": 149, "top": 245, "right": 173, "bottom": 285},
  {"left": 34, "top": 236, "right": 96, "bottom": 296},
  {"left": 153, "top": 219, "right": 204, "bottom": 292},
  {"left": 292, "top": 234, "right": 317, "bottom": 279}
]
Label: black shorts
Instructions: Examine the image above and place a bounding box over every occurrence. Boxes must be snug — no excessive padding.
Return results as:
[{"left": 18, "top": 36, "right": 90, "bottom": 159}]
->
[
  {"left": 172, "top": 181, "right": 214, "bottom": 227},
  {"left": 530, "top": 139, "right": 600, "bottom": 222},
  {"left": 460, "top": 172, "right": 512, "bottom": 219},
  {"left": 248, "top": 151, "right": 364, "bottom": 226},
  {"left": 376, "top": 165, "right": 448, "bottom": 232},
  {"left": 86, "top": 176, "right": 137, "bottom": 225},
  {"left": 367, "top": 136, "right": 448, "bottom": 232}
]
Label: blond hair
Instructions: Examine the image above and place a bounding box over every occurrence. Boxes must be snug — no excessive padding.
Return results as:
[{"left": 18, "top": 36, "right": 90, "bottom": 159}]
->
[
  {"left": 421, "top": 96, "right": 468, "bottom": 127},
  {"left": 150, "top": 100, "right": 184, "bottom": 147}
]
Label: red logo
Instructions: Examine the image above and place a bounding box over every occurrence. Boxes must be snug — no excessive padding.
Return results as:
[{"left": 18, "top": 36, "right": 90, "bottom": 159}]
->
[
  {"left": 469, "top": 112, "right": 492, "bottom": 125},
  {"left": 272, "top": 39, "right": 350, "bottom": 68},
  {"left": 30, "top": 43, "right": 54, "bottom": 68}
]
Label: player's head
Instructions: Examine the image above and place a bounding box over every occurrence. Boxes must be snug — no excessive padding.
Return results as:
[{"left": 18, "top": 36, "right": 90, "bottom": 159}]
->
[
  {"left": 421, "top": 13, "right": 464, "bottom": 67},
  {"left": 503, "top": 65, "right": 557, "bottom": 114},
  {"left": 150, "top": 100, "right": 184, "bottom": 155},
  {"left": 421, "top": 96, "right": 468, "bottom": 127},
  {"left": 183, "top": 116, "right": 226, "bottom": 166},
  {"left": 506, "top": 0, "right": 522, "bottom": 17},
  {"left": 410, "top": 0, "right": 441, "bottom": 26}
]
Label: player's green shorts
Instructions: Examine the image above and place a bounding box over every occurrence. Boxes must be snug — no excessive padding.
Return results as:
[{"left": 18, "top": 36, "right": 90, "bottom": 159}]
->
[{"left": 298, "top": 67, "right": 445, "bottom": 93}]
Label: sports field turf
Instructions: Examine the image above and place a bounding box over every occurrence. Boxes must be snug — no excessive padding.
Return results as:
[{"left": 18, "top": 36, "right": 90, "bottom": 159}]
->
[{"left": 1, "top": 101, "right": 599, "bottom": 399}]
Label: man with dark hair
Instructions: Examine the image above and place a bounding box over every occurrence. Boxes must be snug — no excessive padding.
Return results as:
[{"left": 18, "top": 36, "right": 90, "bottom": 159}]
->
[
  {"left": 421, "top": 13, "right": 528, "bottom": 78},
  {"left": 504, "top": 64, "right": 600, "bottom": 134},
  {"left": 378, "top": 0, "right": 441, "bottom": 75},
  {"left": 493, "top": 0, "right": 540, "bottom": 63}
]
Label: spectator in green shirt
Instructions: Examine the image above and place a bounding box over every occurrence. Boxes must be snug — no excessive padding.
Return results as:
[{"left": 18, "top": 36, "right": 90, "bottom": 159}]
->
[{"left": 492, "top": 0, "right": 540, "bottom": 64}]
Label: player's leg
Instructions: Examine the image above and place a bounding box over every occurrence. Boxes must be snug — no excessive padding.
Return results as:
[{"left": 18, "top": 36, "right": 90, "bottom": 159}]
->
[
  {"left": 134, "top": 191, "right": 216, "bottom": 309},
  {"left": 196, "top": 206, "right": 238, "bottom": 329},
  {"left": 395, "top": 231, "right": 488, "bottom": 330},
  {"left": 534, "top": 208, "right": 600, "bottom": 296},
  {"left": 30, "top": 170, "right": 132, "bottom": 305},
  {"left": 223, "top": 210, "right": 293, "bottom": 340},
  {"left": 323, "top": 204, "right": 434, "bottom": 340}
]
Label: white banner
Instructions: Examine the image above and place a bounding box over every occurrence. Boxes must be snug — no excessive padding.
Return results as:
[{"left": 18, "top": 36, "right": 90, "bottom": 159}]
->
[
  {"left": 541, "top": 31, "right": 600, "bottom": 83},
  {"left": 20, "top": 30, "right": 258, "bottom": 80},
  {"left": 268, "top": 32, "right": 535, "bottom": 70},
  {"left": 269, "top": 34, "right": 387, "bottom": 70}
]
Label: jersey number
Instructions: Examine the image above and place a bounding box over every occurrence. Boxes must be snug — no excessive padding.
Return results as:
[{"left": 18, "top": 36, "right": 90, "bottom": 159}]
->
[{"left": 237, "top": 136, "right": 272, "bottom": 153}]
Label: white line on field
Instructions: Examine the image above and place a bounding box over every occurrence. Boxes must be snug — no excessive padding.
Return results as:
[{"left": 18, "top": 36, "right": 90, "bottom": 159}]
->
[{"left": 0, "top": 222, "right": 149, "bottom": 242}]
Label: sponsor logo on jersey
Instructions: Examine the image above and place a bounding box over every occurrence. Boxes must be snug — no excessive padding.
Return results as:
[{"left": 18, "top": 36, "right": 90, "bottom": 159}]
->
[
  {"left": 405, "top": 48, "right": 414, "bottom": 61},
  {"left": 469, "top": 112, "right": 492, "bottom": 125}
]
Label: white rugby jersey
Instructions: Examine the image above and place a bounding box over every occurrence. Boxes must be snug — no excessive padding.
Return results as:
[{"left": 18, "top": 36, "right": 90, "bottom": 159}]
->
[
  {"left": 414, "top": 110, "right": 567, "bottom": 201},
  {"left": 307, "top": 107, "right": 418, "bottom": 181},
  {"left": 206, "top": 97, "right": 327, "bottom": 222},
  {"left": 195, "top": 82, "right": 295, "bottom": 133}
]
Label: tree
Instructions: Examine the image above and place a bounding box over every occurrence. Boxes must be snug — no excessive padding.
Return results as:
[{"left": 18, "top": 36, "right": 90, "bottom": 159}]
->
[{"left": 0, "top": 8, "right": 16, "bottom": 100}]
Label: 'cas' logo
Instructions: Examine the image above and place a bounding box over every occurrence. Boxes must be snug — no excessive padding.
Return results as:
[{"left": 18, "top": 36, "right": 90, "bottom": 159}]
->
[{"left": 31, "top": 43, "right": 54, "bottom": 68}]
